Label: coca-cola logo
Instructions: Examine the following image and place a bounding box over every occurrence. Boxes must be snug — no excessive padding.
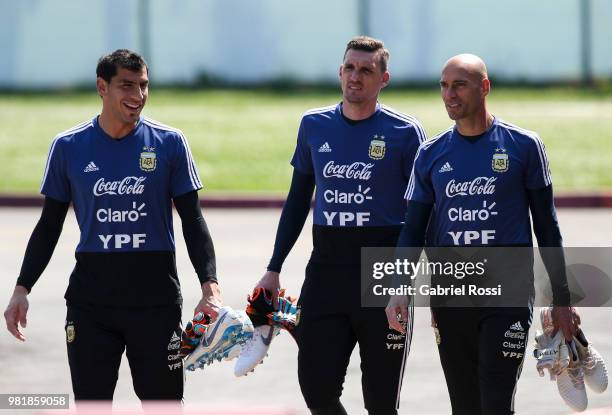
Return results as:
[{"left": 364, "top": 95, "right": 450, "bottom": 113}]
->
[
  {"left": 445, "top": 177, "right": 496, "bottom": 198},
  {"left": 323, "top": 161, "right": 373, "bottom": 180},
  {"left": 93, "top": 177, "right": 146, "bottom": 196}
]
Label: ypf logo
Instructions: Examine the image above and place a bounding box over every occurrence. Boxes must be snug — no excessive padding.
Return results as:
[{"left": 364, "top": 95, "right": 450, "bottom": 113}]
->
[{"left": 502, "top": 351, "right": 524, "bottom": 359}]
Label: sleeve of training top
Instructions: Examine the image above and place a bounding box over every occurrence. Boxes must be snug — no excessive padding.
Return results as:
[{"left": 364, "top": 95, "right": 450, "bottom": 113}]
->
[
  {"left": 16, "top": 197, "right": 69, "bottom": 292},
  {"left": 267, "top": 169, "right": 315, "bottom": 272},
  {"left": 170, "top": 132, "right": 203, "bottom": 198},
  {"left": 525, "top": 135, "right": 553, "bottom": 190},
  {"left": 393, "top": 201, "right": 433, "bottom": 290},
  {"left": 528, "top": 185, "right": 571, "bottom": 306},
  {"left": 404, "top": 146, "right": 435, "bottom": 204},
  {"left": 174, "top": 190, "right": 217, "bottom": 284},
  {"left": 402, "top": 121, "right": 427, "bottom": 180},
  {"left": 290, "top": 118, "right": 314, "bottom": 175},
  {"left": 397, "top": 201, "right": 434, "bottom": 248},
  {"left": 40, "top": 138, "right": 71, "bottom": 203}
]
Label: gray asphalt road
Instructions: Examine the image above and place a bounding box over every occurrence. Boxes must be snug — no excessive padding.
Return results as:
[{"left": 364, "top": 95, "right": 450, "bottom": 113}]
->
[{"left": 1, "top": 208, "right": 611, "bottom": 414}]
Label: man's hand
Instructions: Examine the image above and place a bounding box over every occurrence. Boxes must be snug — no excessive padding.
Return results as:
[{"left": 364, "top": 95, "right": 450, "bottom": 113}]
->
[
  {"left": 194, "top": 281, "right": 222, "bottom": 322},
  {"left": 255, "top": 271, "right": 281, "bottom": 308},
  {"left": 552, "top": 306, "right": 580, "bottom": 341},
  {"left": 385, "top": 295, "right": 409, "bottom": 334},
  {"left": 4, "top": 285, "right": 29, "bottom": 341}
]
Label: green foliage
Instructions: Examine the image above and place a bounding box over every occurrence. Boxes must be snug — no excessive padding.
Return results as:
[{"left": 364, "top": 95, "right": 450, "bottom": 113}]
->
[{"left": 0, "top": 88, "right": 610, "bottom": 194}]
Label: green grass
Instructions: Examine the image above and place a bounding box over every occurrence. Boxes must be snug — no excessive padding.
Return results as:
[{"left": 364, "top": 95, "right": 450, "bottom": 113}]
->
[{"left": 0, "top": 88, "right": 611, "bottom": 194}]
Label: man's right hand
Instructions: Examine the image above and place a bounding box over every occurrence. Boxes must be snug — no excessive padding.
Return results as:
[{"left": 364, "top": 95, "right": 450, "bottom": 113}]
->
[
  {"left": 254, "top": 271, "right": 281, "bottom": 308},
  {"left": 386, "top": 294, "right": 409, "bottom": 334},
  {"left": 4, "top": 285, "right": 29, "bottom": 341},
  {"left": 552, "top": 306, "right": 580, "bottom": 341}
]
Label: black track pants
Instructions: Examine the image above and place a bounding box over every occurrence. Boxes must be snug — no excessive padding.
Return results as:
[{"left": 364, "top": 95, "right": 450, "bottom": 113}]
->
[
  {"left": 432, "top": 307, "right": 532, "bottom": 415},
  {"left": 65, "top": 303, "right": 184, "bottom": 401},
  {"left": 296, "top": 262, "right": 411, "bottom": 415}
]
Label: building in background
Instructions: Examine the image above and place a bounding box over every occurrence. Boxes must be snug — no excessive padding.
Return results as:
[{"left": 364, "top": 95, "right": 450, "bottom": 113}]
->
[{"left": 0, "top": 0, "right": 610, "bottom": 89}]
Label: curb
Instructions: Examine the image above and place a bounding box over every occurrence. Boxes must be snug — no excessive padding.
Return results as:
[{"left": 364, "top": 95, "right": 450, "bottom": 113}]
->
[
  {"left": 553, "top": 194, "right": 612, "bottom": 208},
  {"left": 1, "top": 193, "right": 612, "bottom": 209},
  {"left": 0, "top": 195, "right": 286, "bottom": 209}
]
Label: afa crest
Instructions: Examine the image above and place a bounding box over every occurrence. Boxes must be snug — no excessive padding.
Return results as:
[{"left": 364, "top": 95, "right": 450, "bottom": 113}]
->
[
  {"left": 66, "top": 324, "right": 75, "bottom": 343},
  {"left": 492, "top": 148, "right": 508, "bottom": 173},
  {"left": 139, "top": 151, "right": 157, "bottom": 172},
  {"left": 368, "top": 135, "right": 386, "bottom": 160}
]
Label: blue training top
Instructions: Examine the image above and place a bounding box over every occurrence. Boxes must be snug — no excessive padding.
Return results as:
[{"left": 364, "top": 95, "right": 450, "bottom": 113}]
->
[
  {"left": 40, "top": 116, "right": 203, "bottom": 253},
  {"left": 291, "top": 103, "right": 426, "bottom": 228},
  {"left": 406, "top": 117, "right": 552, "bottom": 246}
]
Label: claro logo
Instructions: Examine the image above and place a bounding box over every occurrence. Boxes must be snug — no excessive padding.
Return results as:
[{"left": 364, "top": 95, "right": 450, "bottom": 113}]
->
[{"left": 93, "top": 177, "right": 146, "bottom": 196}]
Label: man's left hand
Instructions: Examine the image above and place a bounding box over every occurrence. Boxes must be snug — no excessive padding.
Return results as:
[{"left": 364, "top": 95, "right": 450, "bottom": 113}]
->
[{"left": 194, "top": 281, "right": 223, "bottom": 322}]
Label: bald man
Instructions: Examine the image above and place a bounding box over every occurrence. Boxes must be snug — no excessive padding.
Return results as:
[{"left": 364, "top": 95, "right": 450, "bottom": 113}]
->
[{"left": 386, "top": 54, "right": 579, "bottom": 414}]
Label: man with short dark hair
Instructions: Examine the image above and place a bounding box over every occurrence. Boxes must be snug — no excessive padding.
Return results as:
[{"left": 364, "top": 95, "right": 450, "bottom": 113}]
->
[
  {"left": 255, "top": 36, "right": 426, "bottom": 415},
  {"left": 343, "top": 36, "right": 391, "bottom": 72},
  {"left": 3, "top": 49, "right": 222, "bottom": 402}
]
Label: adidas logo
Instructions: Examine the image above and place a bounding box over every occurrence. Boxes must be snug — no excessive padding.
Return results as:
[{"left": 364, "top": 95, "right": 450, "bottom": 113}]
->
[
  {"left": 509, "top": 321, "right": 524, "bottom": 332},
  {"left": 438, "top": 162, "right": 453, "bottom": 173},
  {"left": 318, "top": 142, "right": 332, "bottom": 153},
  {"left": 170, "top": 332, "right": 180, "bottom": 342},
  {"left": 84, "top": 161, "right": 99, "bottom": 173}
]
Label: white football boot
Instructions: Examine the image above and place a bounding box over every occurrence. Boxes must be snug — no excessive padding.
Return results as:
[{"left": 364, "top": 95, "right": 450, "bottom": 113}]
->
[
  {"left": 556, "top": 338, "right": 588, "bottom": 412},
  {"left": 534, "top": 330, "right": 569, "bottom": 379},
  {"left": 234, "top": 324, "right": 281, "bottom": 377},
  {"left": 574, "top": 329, "right": 608, "bottom": 394},
  {"left": 538, "top": 307, "right": 588, "bottom": 412},
  {"left": 184, "top": 306, "right": 254, "bottom": 371}
]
